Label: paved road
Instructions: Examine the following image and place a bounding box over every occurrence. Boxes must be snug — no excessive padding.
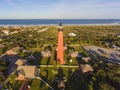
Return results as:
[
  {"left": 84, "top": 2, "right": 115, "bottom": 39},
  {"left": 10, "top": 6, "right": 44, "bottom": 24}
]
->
[
  {"left": 67, "top": 44, "right": 80, "bottom": 47},
  {"left": 35, "top": 65, "right": 78, "bottom": 68}
]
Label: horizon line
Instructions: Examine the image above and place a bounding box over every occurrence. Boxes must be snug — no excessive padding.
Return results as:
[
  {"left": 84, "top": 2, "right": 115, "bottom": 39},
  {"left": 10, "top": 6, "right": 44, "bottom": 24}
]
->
[{"left": 0, "top": 18, "right": 120, "bottom": 20}]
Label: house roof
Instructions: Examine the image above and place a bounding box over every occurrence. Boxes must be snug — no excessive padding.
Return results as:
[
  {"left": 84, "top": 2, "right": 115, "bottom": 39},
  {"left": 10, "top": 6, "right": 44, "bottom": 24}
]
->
[
  {"left": 69, "top": 51, "right": 78, "bottom": 55},
  {"left": 6, "top": 47, "right": 20, "bottom": 55},
  {"left": 41, "top": 51, "right": 51, "bottom": 54},
  {"left": 41, "top": 51, "right": 51, "bottom": 57},
  {"left": 69, "top": 51, "right": 81, "bottom": 57},
  {"left": 58, "top": 80, "right": 65, "bottom": 89},
  {"left": 80, "top": 64, "right": 94, "bottom": 73},
  {"left": 17, "top": 66, "right": 37, "bottom": 78},
  {"left": 15, "top": 59, "right": 26, "bottom": 66},
  {"left": 0, "top": 44, "right": 5, "bottom": 48},
  {"left": 117, "top": 34, "right": 120, "bottom": 37},
  {"left": 19, "top": 69, "right": 25, "bottom": 76},
  {"left": 82, "top": 57, "right": 90, "bottom": 59},
  {"left": 82, "top": 57, "right": 90, "bottom": 62},
  {"left": 68, "top": 33, "right": 76, "bottom": 37}
]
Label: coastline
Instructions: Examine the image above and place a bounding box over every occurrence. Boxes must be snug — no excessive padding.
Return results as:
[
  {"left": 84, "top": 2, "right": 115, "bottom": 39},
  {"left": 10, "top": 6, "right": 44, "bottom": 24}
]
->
[
  {"left": 0, "top": 19, "right": 120, "bottom": 26},
  {"left": 0, "top": 23, "right": 120, "bottom": 26}
]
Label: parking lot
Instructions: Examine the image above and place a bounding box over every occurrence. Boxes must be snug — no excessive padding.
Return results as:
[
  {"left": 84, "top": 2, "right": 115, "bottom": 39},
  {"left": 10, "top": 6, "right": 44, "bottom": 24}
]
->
[{"left": 83, "top": 45, "right": 120, "bottom": 64}]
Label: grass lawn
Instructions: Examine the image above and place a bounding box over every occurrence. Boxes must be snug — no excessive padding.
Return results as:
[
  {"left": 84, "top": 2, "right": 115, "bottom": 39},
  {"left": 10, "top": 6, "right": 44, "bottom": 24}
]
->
[
  {"left": 39, "top": 67, "right": 77, "bottom": 90},
  {"left": 69, "top": 57, "right": 78, "bottom": 65},
  {"left": 12, "top": 67, "right": 79, "bottom": 90},
  {"left": 41, "top": 57, "right": 50, "bottom": 65},
  {"left": 30, "top": 79, "right": 42, "bottom": 90},
  {"left": 13, "top": 80, "right": 22, "bottom": 90}
]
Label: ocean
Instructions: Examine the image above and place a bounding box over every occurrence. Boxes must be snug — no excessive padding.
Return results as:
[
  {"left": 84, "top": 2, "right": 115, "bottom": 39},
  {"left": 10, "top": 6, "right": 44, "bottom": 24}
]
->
[{"left": 0, "top": 19, "right": 120, "bottom": 25}]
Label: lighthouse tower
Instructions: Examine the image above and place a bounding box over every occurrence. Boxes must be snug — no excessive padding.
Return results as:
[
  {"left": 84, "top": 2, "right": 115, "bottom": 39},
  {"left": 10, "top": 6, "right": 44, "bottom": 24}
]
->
[{"left": 57, "top": 23, "right": 64, "bottom": 64}]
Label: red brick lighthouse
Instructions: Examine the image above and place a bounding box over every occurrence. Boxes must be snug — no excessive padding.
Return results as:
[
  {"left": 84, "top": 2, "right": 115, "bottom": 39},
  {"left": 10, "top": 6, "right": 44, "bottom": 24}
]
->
[{"left": 57, "top": 23, "right": 64, "bottom": 64}]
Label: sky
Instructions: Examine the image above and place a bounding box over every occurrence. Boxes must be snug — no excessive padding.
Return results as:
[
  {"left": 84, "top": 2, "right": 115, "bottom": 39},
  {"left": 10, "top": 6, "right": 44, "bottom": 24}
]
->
[{"left": 0, "top": 0, "right": 120, "bottom": 19}]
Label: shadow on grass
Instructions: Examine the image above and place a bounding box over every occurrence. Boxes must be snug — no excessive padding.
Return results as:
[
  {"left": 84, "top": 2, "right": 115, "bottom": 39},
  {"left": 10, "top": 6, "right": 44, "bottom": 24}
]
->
[
  {"left": 33, "top": 51, "right": 43, "bottom": 65},
  {"left": 76, "top": 57, "right": 81, "bottom": 65},
  {"left": 76, "top": 52, "right": 88, "bottom": 65},
  {"left": 13, "top": 80, "right": 23, "bottom": 90},
  {"left": 39, "top": 75, "right": 46, "bottom": 87},
  {"left": 54, "top": 50, "right": 57, "bottom": 62},
  {"left": 70, "top": 70, "right": 87, "bottom": 90},
  {"left": 27, "top": 80, "right": 33, "bottom": 86},
  {"left": 46, "top": 57, "right": 51, "bottom": 65},
  {"left": 48, "top": 75, "right": 58, "bottom": 90}
]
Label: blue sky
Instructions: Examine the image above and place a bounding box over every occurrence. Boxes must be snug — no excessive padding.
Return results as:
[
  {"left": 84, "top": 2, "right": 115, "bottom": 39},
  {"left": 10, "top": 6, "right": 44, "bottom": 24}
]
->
[{"left": 0, "top": 0, "right": 120, "bottom": 19}]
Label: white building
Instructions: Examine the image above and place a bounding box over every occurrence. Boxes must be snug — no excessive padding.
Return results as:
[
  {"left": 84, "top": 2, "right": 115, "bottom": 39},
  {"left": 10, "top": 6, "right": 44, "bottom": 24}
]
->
[
  {"left": 2, "top": 30, "right": 9, "bottom": 35},
  {"left": 68, "top": 33, "right": 76, "bottom": 37},
  {"left": 117, "top": 35, "right": 120, "bottom": 38}
]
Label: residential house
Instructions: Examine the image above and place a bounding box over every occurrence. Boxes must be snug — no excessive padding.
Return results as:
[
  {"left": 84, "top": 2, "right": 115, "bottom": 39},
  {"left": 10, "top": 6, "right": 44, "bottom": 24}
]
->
[
  {"left": 117, "top": 34, "right": 120, "bottom": 38},
  {"left": 1, "top": 30, "right": 9, "bottom": 35},
  {"left": 0, "top": 44, "right": 5, "bottom": 48},
  {"left": 58, "top": 80, "right": 65, "bottom": 90},
  {"left": 17, "top": 66, "right": 38, "bottom": 80},
  {"left": 11, "top": 31, "right": 19, "bottom": 34},
  {"left": 6, "top": 47, "right": 20, "bottom": 55},
  {"left": 41, "top": 51, "right": 51, "bottom": 57},
  {"left": 82, "top": 57, "right": 91, "bottom": 63},
  {"left": 29, "top": 55, "right": 35, "bottom": 59},
  {"left": 80, "top": 64, "right": 94, "bottom": 74},
  {"left": 112, "top": 44, "right": 120, "bottom": 51},
  {"left": 15, "top": 59, "right": 27, "bottom": 66},
  {"left": 69, "top": 51, "right": 81, "bottom": 58},
  {"left": 68, "top": 32, "right": 76, "bottom": 37}
]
